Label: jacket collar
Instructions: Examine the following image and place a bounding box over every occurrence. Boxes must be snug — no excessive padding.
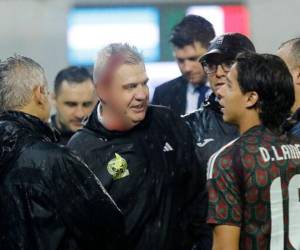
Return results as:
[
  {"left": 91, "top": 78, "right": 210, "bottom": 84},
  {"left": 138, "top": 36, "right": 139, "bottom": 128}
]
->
[
  {"left": 203, "top": 93, "right": 223, "bottom": 114},
  {"left": 50, "top": 114, "right": 74, "bottom": 140},
  {"left": 84, "top": 103, "right": 153, "bottom": 140},
  {"left": 0, "top": 111, "right": 58, "bottom": 143}
]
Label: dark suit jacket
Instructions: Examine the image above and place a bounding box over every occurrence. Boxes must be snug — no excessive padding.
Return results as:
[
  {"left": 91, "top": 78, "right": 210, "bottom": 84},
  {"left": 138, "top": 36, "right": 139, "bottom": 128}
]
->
[{"left": 152, "top": 76, "right": 188, "bottom": 116}]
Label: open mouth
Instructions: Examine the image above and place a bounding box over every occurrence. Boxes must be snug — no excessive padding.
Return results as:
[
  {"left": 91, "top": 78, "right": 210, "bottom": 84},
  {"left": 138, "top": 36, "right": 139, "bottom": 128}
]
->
[
  {"left": 215, "top": 82, "right": 226, "bottom": 89},
  {"left": 131, "top": 104, "right": 146, "bottom": 112},
  {"left": 218, "top": 101, "right": 225, "bottom": 113}
]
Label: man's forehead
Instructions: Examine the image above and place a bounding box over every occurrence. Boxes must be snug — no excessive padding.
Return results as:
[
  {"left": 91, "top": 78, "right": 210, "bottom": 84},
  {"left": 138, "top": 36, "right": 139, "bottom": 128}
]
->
[
  {"left": 277, "top": 46, "right": 296, "bottom": 70},
  {"left": 277, "top": 43, "right": 294, "bottom": 58},
  {"left": 59, "top": 79, "right": 93, "bottom": 90},
  {"left": 57, "top": 80, "right": 95, "bottom": 97},
  {"left": 174, "top": 42, "right": 207, "bottom": 55},
  {"left": 116, "top": 63, "right": 147, "bottom": 81}
]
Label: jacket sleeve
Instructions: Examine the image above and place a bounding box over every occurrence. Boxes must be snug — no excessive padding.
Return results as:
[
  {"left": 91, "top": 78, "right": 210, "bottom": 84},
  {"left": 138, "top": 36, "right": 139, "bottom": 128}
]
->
[
  {"left": 50, "top": 148, "right": 126, "bottom": 250},
  {"left": 172, "top": 112, "right": 212, "bottom": 250}
]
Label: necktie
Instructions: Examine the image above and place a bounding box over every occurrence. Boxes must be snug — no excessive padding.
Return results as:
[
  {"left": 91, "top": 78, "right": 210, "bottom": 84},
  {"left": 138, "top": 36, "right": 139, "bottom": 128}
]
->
[{"left": 195, "top": 85, "right": 209, "bottom": 108}]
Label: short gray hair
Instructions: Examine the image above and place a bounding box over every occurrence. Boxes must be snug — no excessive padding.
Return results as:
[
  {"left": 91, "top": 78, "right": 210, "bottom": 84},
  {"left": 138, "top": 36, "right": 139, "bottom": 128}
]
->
[
  {"left": 0, "top": 55, "right": 47, "bottom": 112},
  {"left": 278, "top": 38, "right": 300, "bottom": 68},
  {"left": 93, "top": 43, "right": 144, "bottom": 84}
]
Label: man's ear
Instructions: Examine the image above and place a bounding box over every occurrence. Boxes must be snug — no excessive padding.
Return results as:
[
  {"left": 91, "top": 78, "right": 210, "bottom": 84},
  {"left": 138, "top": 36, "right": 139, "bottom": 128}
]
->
[
  {"left": 294, "top": 65, "right": 300, "bottom": 85},
  {"left": 33, "top": 85, "right": 49, "bottom": 106},
  {"left": 32, "top": 85, "right": 44, "bottom": 105},
  {"left": 245, "top": 91, "right": 259, "bottom": 109},
  {"left": 95, "top": 83, "right": 109, "bottom": 103}
]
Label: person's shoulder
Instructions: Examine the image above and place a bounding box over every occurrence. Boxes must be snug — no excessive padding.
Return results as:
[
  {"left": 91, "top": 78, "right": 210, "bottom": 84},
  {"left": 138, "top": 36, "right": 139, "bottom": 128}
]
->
[
  {"left": 182, "top": 106, "right": 206, "bottom": 123},
  {"left": 291, "top": 121, "right": 300, "bottom": 138},
  {"left": 155, "top": 76, "right": 186, "bottom": 92},
  {"left": 68, "top": 126, "right": 99, "bottom": 148},
  {"left": 21, "top": 140, "right": 71, "bottom": 161},
  {"left": 147, "top": 105, "right": 191, "bottom": 136},
  {"left": 236, "top": 126, "right": 266, "bottom": 148},
  {"left": 182, "top": 102, "right": 220, "bottom": 134},
  {"left": 207, "top": 138, "right": 238, "bottom": 178},
  {"left": 148, "top": 104, "right": 180, "bottom": 121},
  {"left": 9, "top": 141, "right": 77, "bottom": 183}
]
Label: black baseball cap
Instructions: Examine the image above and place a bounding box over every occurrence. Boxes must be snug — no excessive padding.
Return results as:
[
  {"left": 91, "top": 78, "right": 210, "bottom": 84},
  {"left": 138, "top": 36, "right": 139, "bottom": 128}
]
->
[{"left": 199, "top": 33, "right": 256, "bottom": 63}]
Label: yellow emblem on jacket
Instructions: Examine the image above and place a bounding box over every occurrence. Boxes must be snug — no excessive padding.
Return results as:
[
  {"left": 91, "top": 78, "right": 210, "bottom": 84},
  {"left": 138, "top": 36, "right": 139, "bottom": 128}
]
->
[{"left": 107, "top": 153, "right": 129, "bottom": 180}]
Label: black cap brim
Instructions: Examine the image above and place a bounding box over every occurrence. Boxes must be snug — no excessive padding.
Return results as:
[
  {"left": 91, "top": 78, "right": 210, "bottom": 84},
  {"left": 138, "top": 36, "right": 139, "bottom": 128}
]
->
[
  {"left": 199, "top": 49, "right": 224, "bottom": 63},
  {"left": 199, "top": 49, "right": 236, "bottom": 63}
]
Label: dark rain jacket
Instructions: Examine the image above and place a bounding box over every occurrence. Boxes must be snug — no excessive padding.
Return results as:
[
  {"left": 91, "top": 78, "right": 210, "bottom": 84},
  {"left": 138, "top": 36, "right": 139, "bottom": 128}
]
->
[
  {"left": 50, "top": 114, "right": 74, "bottom": 145},
  {"left": 68, "top": 105, "right": 212, "bottom": 250},
  {"left": 183, "top": 93, "right": 239, "bottom": 170},
  {"left": 0, "top": 111, "right": 125, "bottom": 250}
]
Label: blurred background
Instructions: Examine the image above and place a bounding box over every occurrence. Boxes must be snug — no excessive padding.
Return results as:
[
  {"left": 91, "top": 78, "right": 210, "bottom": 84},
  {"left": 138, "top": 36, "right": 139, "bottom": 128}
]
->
[{"left": 0, "top": 0, "right": 299, "bottom": 95}]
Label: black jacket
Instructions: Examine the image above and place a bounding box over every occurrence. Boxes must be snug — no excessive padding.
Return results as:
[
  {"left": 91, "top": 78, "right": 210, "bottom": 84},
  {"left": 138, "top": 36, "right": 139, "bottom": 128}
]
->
[
  {"left": 50, "top": 114, "right": 74, "bottom": 145},
  {"left": 68, "top": 105, "right": 211, "bottom": 250},
  {"left": 0, "top": 111, "right": 125, "bottom": 250},
  {"left": 152, "top": 76, "right": 188, "bottom": 116},
  {"left": 183, "top": 94, "right": 239, "bottom": 169}
]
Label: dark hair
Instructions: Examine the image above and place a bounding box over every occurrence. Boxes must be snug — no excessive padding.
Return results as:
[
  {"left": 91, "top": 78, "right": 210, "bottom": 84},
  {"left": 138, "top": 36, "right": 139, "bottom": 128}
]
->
[
  {"left": 170, "top": 15, "right": 215, "bottom": 48},
  {"left": 54, "top": 66, "right": 93, "bottom": 94},
  {"left": 235, "top": 52, "right": 295, "bottom": 134}
]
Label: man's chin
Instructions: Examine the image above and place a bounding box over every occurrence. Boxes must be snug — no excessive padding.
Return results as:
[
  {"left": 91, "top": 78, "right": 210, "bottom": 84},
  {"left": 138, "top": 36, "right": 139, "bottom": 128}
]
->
[
  {"left": 187, "top": 77, "right": 206, "bottom": 85},
  {"left": 222, "top": 114, "right": 235, "bottom": 125},
  {"left": 130, "top": 112, "right": 147, "bottom": 124},
  {"left": 69, "top": 125, "right": 83, "bottom": 133}
]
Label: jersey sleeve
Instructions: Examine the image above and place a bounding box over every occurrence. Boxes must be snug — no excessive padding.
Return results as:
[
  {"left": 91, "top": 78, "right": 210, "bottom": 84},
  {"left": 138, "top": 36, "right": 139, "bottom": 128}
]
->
[{"left": 207, "top": 145, "right": 243, "bottom": 227}]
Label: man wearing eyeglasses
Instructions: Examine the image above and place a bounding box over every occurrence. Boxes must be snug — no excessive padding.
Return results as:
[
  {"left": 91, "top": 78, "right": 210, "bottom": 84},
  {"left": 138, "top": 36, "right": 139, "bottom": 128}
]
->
[{"left": 183, "top": 33, "right": 256, "bottom": 171}]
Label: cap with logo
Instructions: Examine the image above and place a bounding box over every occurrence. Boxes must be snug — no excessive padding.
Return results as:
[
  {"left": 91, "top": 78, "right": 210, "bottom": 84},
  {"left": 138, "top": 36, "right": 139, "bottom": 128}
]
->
[{"left": 199, "top": 32, "right": 256, "bottom": 63}]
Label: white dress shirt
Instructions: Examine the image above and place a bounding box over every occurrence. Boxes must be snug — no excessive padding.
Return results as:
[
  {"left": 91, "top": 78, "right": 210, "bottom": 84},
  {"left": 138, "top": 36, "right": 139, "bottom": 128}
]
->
[{"left": 185, "top": 82, "right": 211, "bottom": 114}]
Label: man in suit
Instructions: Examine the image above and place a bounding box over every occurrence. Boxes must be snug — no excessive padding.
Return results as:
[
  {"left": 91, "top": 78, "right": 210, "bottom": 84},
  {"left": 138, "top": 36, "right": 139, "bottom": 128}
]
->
[{"left": 152, "top": 15, "right": 215, "bottom": 115}]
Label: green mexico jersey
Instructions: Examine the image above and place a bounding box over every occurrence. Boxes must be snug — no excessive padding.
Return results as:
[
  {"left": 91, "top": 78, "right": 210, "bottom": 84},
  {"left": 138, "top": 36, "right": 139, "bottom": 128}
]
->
[{"left": 207, "top": 125, "right": 300, "bottom": 249}]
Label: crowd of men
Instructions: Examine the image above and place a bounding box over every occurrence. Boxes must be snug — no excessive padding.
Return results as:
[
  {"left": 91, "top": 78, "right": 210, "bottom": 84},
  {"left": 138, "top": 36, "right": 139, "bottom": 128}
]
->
[{"left": 0, "top": 14, "right": 300, "bottom": 250}]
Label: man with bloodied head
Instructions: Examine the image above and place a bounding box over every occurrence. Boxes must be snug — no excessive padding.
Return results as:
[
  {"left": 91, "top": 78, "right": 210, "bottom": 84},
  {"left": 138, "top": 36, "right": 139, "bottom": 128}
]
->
[{"left": 68, "top": 43, "right": 212, "bottom": 250}]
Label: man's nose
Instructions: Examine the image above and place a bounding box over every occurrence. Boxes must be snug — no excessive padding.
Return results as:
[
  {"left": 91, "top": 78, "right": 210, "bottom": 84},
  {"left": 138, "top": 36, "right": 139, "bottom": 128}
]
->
[
  {"left": 182, "top": 60, "right": 193, "bottom": 73},
  {"left": 216, "top": 84, "right": 226, "bottom": 99},
  {"left": 74, "top": 106, "right": 85, "bottom": 118},
  {"left": 215, "top": 64, "right": 226, "bottom": 78},
  {"left": 135, "top": 85, "right": 148, "bottom": 101}
]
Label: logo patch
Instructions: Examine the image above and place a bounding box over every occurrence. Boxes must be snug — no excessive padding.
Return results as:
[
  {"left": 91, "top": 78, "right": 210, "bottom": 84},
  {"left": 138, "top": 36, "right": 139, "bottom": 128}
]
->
[
  {"left": 163, "top": 142, "right": 174, "bottom": 152},
  {"left": 197, "top": 138, "right": 215, "bottom": 148},
  {"left": 107, "top": 153, "right": 129, "bottom": 180}
]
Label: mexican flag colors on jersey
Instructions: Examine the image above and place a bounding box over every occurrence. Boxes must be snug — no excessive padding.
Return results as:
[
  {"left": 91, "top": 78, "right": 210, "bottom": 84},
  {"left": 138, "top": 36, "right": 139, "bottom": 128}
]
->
[{"left": 207, "top": 125, "right": 300, "bottom": 250}]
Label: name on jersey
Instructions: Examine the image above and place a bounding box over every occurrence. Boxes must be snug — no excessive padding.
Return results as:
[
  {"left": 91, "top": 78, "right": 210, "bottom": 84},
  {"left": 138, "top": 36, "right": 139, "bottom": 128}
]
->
[{"left": 259, "top": 144, "right": 300, "bottom": 162}]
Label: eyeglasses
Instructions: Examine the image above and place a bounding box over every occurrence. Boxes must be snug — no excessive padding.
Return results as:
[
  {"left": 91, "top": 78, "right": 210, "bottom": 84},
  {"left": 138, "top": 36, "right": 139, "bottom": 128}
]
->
[{"left": 201, "top": 60, "right": 235, "bottom": 75}]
